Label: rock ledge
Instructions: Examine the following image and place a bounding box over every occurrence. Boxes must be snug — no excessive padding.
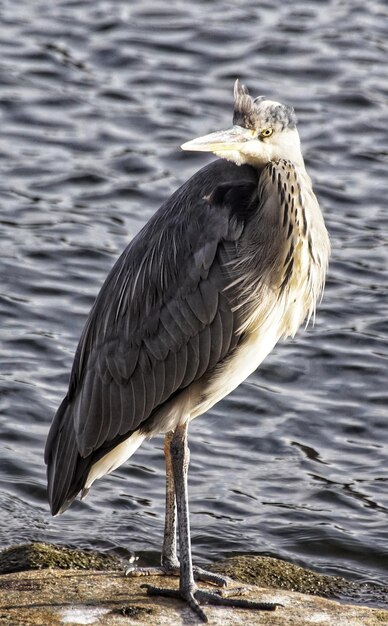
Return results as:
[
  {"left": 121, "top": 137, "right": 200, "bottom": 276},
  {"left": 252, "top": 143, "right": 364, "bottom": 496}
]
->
[{"left": 0, "top": 543, "right": 386, "bottom": 626}]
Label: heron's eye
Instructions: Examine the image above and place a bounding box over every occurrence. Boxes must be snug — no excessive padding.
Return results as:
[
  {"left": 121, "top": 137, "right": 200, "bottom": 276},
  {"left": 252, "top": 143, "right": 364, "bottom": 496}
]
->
[{"left": 260, "top": 128, "right": 273, "bottom": 139}]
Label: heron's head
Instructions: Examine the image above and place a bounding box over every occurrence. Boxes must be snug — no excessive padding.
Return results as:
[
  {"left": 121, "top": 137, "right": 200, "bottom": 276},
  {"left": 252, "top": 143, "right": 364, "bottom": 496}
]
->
[{"left": 181, "top": 80, "right": 303, "bottom": 167}]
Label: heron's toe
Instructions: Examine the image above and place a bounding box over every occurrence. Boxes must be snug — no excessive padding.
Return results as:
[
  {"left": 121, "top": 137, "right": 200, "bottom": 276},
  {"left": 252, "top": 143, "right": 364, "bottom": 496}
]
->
[
  {"left": 194, "top": 588, "right": 280, "bottom": 611},
  {"left": 142, "top": 583, "right": 279, "bottom": 622},
  {"left": 192, "top": 566, "right": 234, "bottom": 587}
]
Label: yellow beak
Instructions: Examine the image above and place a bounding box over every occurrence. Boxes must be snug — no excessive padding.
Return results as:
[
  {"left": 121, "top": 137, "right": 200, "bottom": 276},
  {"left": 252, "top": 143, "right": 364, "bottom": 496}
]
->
[{"left": 181, "top": 125, "right": 254, "bottom": 153}]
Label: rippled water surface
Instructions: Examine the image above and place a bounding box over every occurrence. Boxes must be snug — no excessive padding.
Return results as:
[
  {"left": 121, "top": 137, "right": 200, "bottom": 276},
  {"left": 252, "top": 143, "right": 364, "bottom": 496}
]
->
[{"left": 1, "top": 0, "right": 387, "bottom": 595}]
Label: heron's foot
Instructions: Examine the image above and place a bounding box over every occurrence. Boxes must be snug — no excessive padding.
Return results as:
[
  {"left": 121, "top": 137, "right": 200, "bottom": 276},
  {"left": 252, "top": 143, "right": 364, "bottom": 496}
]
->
[
  {"left": 126, "top": 565, "right": 173, "bottom": 577},
  {"left": 142, "top": 584, "right": 279, "bottom": 623},
  {"left": 126, "top": 562, "right": 234, "bottom": 586}
]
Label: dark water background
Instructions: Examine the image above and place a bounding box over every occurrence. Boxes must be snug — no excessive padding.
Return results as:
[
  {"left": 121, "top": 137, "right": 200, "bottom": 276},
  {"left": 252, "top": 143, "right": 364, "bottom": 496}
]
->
[{"left": 0, "top": 0, "right": 387, "bottom": 599}]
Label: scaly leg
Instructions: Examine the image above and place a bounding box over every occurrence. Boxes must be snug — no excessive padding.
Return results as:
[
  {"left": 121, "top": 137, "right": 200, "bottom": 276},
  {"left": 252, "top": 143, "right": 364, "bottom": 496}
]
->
[
  {"left": 126, "top": 432, "right": 178, "bottom": 576},
  {"left": 142, "top": 423, "right": 279, "bottom": 622},
  {"left": 127, "top": 432, "right": 226, "bottom": 584},
  {"left": 161, "top": 432, "right": 228, "bottom": 584},
  {"left": 161, "top": 430, "right": 179, "bottom": 570}
]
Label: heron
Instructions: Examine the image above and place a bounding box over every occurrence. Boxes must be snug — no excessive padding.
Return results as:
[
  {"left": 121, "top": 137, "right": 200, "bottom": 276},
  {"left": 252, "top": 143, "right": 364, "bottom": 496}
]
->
[{"left": 45, "top": 80, "right": 330, "bottom": 621}]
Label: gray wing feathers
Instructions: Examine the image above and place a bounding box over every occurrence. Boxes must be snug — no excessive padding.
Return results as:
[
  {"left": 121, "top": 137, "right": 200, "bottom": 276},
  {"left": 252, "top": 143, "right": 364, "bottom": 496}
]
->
[
  {"left": 45, "top": 160, "right": 261, "bottom": 514},
  {"left": 72, "top": 239, "right": 239, "bottom": 456},
  {"left": 208, "top": 310, "right": 223, "bottom": 368},
  {"left": 168, "top": 297, "right": 202, "bottom": 335},
  {"left": 73, "top": 248, "right": 240, "bottom": 457},
  {"left": 48, "top": 162, "right": 259, "bottom": 469}
]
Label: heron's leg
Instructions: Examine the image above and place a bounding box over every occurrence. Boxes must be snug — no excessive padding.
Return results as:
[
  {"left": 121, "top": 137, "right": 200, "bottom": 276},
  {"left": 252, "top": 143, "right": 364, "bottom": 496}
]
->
[
  {"left": 160, "top": 433, "right": 217, "bottom": 588},
  {"left": 126, "top": 432, "right": 178, "bottom": 577},
  {"left": 171, "top": 422, "right": 195, "bottom": 592},
  {"left": 142, "top": 423, "right": 279, "bottom": 622},
  {"left": 127, "top": 430, "right": 229, "bottom": 584},
  {"left": 142, "top": 423, "right": 202, "bottom": 615},
  {"left": 161, "top": 430, "right": 179, "bottom": 570},
  {"left": 164, "top": 425, "right": 238, "bottom": 587},
  {"left": 162, "top": 422, "right": 202, "bottom": 614},
  {"left": 166, "top": 424, "right": 231, "bottom": 588}
]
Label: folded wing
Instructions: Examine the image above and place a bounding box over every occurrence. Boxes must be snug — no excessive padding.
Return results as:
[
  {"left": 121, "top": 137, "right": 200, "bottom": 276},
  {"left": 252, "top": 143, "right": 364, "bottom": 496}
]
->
[{"left": 45, "top": 160, "right": 260, "bottom": 514}]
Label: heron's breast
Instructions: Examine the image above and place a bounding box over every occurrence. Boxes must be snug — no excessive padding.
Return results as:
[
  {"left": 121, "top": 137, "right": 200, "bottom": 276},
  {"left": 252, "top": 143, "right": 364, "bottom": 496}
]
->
[
  {"left": 271, "top": 162, "right": 329, "bottom": 339},
  {"left": 190, "top": 303, "right": 285, "bottom": 420},
  {"left": 279, "top": 237, "right": 314, "bottom": 338}
]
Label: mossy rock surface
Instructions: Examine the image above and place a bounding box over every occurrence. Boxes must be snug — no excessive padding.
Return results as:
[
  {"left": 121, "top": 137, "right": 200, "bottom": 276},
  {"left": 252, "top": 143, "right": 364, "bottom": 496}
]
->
[
  {"left": 0, "top": 542, "right": 123, "bottom": 575},
  {"left": 209, "top": 554, "right": 388, "bottom": 607},
  {"left": 1, "top": 543, "right": 387, "bottom": 613},
  {"left": 209, "top": 554, "right": 347, "bottom": 595},
  {"left": 0, "top": 564, "right": 387, "bottom": 626}
]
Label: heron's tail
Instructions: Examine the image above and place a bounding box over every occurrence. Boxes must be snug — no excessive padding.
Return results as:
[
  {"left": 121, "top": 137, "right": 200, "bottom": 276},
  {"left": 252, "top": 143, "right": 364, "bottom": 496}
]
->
[{"left": 45, "top": 397, "right": 90, "bottom": 516}]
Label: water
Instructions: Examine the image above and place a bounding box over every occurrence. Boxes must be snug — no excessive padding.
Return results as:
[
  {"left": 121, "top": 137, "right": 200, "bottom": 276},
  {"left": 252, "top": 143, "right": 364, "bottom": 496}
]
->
[{"left": 0, "top": 0, "right": 387, "bottom": 596}]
